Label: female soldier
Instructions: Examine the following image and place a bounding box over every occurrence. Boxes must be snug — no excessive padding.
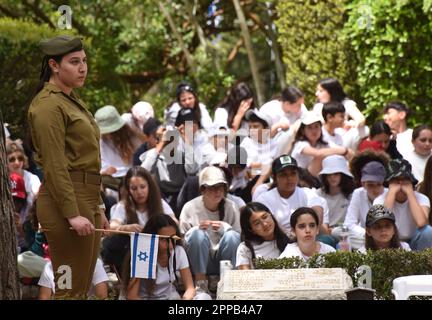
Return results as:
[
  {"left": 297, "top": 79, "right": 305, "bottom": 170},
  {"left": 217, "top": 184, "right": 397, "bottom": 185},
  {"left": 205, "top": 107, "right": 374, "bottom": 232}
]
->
[{"left": 27, "top": 35, "right": 109, "bottom": 298}]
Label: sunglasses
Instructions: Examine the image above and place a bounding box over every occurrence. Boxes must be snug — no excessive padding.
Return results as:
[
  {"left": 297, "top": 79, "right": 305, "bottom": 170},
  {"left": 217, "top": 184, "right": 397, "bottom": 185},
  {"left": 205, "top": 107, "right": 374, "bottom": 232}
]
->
[{"left": 8, "top": 156, "right": 24, "bottom": 163}]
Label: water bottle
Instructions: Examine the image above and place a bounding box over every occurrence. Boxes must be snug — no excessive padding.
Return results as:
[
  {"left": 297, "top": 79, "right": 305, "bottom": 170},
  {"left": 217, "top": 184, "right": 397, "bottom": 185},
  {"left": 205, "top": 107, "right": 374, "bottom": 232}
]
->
[
  {"left": 339, "top": 225, "right": 351, "bottom": 252},
  {"left": 220, "top": 260, "right": 233, "bottom": 279}
]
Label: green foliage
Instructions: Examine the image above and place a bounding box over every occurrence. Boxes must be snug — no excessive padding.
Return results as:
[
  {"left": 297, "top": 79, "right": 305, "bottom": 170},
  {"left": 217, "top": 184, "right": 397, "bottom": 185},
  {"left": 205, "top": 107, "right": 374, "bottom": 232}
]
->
[
  {"left": 0, "top": 18, "right": 67, "bottom": 136},
  {"left": 275, "top": 0, "right": 360, "bottom": 107},
  {"left": 344, "top": 0, "right": 432, "bottom": 126},
  {"left": 256, "top": 249, "right": 432, "bottom": 300}
]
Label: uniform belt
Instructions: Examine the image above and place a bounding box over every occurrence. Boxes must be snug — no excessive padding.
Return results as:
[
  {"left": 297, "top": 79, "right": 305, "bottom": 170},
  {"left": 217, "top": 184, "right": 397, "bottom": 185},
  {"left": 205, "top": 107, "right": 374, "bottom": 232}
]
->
[{"left": 69, "top": 171, "right": 101, "bottom": 185}]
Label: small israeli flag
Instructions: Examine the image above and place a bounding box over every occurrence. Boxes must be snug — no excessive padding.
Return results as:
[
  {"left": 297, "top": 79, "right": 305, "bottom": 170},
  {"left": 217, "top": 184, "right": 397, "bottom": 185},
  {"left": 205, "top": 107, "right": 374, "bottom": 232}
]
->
[{"left": 130, "top": 233, "right": 159, "bottom": 279}]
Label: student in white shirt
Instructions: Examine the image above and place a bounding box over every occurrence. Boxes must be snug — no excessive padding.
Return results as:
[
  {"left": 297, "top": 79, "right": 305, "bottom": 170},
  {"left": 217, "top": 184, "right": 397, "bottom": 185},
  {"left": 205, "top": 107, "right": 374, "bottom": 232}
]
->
[
  {"left": 164, "top": 82, "right": 213, "bottom": 132},
  {"left": 236, "top": 202, "right": 290, "bottom": 269},
  {"left": 95, "top": 105, "right": 145, "bottom": 182},
  {"left": 344, "top": 161, "right": 387, "bottom": 249},
  {"left": 316, "top": 155, "right": 355, "bottom": 228},
  {"left": 126, "top": 215, "right": 211, "bottom": 300},
  {"left": 240, "top": 109, "right": 278, "bottom": 177},
  {"left": 259, "top": 86, "right": 308, "bottom": 137},
  {"left": 109, "top": 167, "right": 178, "bottom": 233},
  {"left": 383, "top": 101, "right": 414, "bottom": 159},
  {"left": 321, "top": 101, "right": 346, "bottom": 147},
  {"left": 290, "top": 112, "right": 348, "bottom": 176},
  {"left": 404, "top": 124, "right": 432, "bottom": 182},
  {"left": 38, "top": 258, "right": 108, "bottom": 300},
  {"left": 279, "top": 207, "right": 335, "bottom": 261},
  {"left": 179, "top": 166, "right": 241, "bottom": 292},
  {"left": 358, "top": 204, "right": 411, "bottom": 253},
  {"left": 255, "top": 155, "right": 309, "bottom": 233},
  {"left": 313, "top": 77, "right": 368, "bottom": 150},
  {"left": 374, "top": 159, "right": 432, "bottom": 250},
  {"left": 213, "top": 82, "right": 254, "bottom": 133},
  {"left": 101, "top": 166, "right": 178, "bottom": 275}
]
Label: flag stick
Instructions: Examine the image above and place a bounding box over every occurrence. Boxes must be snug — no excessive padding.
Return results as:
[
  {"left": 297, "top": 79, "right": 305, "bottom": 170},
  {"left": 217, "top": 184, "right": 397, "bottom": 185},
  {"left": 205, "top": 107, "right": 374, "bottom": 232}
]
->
[
  {"left": 94, "top": 228, "right": 182, "bottom": 240},
  {"left": 64, "top": 227, "right": 181, "bottom": 240}
]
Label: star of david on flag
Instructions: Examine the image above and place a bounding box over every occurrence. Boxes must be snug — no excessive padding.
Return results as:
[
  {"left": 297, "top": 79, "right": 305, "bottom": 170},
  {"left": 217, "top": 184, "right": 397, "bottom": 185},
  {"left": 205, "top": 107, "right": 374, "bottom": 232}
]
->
[{"left": 130, "top": 233, "right": 159, "bottom": 279}]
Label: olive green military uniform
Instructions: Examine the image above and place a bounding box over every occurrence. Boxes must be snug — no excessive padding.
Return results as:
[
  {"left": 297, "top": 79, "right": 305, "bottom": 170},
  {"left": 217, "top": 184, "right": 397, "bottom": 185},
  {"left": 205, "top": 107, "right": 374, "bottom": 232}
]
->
[{"left": 28, "top": 37, "right": 103, "bottom": 297}]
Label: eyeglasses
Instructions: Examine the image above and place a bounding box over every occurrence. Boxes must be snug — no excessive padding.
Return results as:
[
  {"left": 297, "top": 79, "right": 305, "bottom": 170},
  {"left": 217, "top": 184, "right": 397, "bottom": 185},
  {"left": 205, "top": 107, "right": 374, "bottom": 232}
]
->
[
  {"left": 8, "top": 156, "right": 24, "bottom": 163},
  {"left": 251, "top": 213, "right": 273, "bottom": 228}
]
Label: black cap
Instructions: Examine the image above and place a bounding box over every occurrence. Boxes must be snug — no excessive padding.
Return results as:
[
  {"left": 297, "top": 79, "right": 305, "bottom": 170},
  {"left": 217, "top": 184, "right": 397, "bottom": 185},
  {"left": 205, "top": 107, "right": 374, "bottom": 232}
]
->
[
  {"left": 175, "top": 108, "right": 198, "bottom": 127},
  {"left": 272, "top": 155, "right": 298, "bottom": 175},
  {"left": 366, "top": 204, "right": 395, "bottom": 227},
  {"left": 40, "top": 35, "right": 83, "bottom": 56},
  {"left": 385, "top": 158, "right": 418, "bottom": 185},
  {"left": 143, "top": 117, "right": 162, "bottom": 136}
]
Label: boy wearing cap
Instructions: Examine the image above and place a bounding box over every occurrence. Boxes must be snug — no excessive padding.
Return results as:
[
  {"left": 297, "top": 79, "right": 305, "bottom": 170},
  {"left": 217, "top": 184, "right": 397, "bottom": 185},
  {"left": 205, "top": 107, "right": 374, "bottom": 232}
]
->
[
  {"left": 373, "top": 159, "right": 432, "bottom": 250},
  {"left": 344, "top": 161, "right": 388, "bottom": 249},
  {"left": 255, "top": 155, "right": 310, "bottom": 233},
  {"left": 140, "top": 110, "right": 201, "bottom": 215},
  {"left": 383, "top": 101, "right": 414, "bottom": 158}
]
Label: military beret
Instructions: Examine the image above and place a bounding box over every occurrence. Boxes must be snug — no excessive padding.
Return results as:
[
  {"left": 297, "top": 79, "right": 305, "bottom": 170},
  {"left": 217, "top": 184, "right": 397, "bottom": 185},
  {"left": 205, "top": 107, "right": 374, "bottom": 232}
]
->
[{"left": 39, "top": 35, "right": 83, "bottom": 56}]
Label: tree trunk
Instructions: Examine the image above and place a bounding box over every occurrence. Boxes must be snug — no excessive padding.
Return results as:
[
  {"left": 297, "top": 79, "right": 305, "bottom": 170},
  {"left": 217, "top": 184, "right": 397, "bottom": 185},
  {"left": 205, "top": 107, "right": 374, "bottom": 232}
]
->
[
  {"left": 159, "top": 2, "right": 197, "bottom": 75},
  {"left": 232, "top": 0, "right": 265, "bottom": 106},
  {"left": 258, "top": 3, "right": 286, "bottom": 90},
  {"left": 0, "top": 112, "right": 20, "bottom": 299}
]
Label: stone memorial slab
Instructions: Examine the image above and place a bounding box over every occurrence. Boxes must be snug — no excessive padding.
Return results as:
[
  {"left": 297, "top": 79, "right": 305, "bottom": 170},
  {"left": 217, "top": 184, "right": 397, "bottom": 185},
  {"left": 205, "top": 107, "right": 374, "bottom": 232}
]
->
[{"left": 217, "top": 268, "right": 353, "bottom": 300}]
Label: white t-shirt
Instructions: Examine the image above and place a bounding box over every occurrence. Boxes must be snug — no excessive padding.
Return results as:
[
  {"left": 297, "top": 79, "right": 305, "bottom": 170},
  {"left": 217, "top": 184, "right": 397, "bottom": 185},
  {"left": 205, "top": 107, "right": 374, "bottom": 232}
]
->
[
  {"left": 38, "top": 259, "right": 108, "bottom": 296},
  {"left": 240, "top": 136, "right": 278, "bottom": 174},
  {"left": 230, "top": 170, "right": 248, "bottom": 191},
  {"left": 100, "top": 137, "right": 141, "bottom": 178},
  {"left": 322, "top": 127, "right": 343, "bottom": 146},
  {"left": 252, "top": 186, "right": 329, "bottom": 224},
  {"left": 302, "top": 187, "right": 330, "bottom": 225},
  {"left": 313, "top": 99, "right": 359, "bottom": 124},
  {"left": 255, "top": 187, "right": 309, "bottom": 232},
  {"left": 213, "top": 107, "right": 249, "bottom": 132},
  {"left": 279, "top": 242, "right": 335, "bottom": 261},
  {"left": 291, "top": 140, "right": 332, "bottom": 169},
  {"left": 3, "top": 124, "right": 10, "bottom": 138},
  {"left": 110, "top": 199, "right": 174, "bottom": 226},
  {"left": 374, "top": 191, "right": 430, "bottom": 241},
  {"left": 344, "top": 187, "right": 387, "bottom": 237},
  {"left": 259, "top": 99, "right": 308, "bottom": 129},
  {"left": 227, "top": 193, "right": 246, "bottom": 210},
  {"left": 138, "top": 246, "right": 189, "bottom": 300},
  {"left": 23, "top": 169, "right": 41, "bottom": 210},
  {"left": 404, "top": 151, "right": 430, "bottom": 182},
  {"left": 315, "top": 189, "right": 351, "bottom": 227},
  {"left": 357, "top": 242, "right": 411, "bottom": 254},
  {"left": 396, "top": 129, "right": 414, "bottom": 159},
  {"left": 236, "top": 240, "right": 281, "bottom": 268}
]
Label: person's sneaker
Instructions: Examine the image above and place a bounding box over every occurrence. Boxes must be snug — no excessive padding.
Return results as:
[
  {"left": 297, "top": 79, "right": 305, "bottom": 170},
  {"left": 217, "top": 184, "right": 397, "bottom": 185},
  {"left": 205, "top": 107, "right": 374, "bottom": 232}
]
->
[{"left": 195, "top": 280, "right": 210, "bottom": 294}]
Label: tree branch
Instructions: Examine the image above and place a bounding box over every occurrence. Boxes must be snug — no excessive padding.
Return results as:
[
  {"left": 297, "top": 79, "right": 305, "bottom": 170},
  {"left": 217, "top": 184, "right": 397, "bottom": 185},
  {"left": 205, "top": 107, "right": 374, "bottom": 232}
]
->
[
  {"left": 22, "top": 0, "right": 56, "bottom": 29},
  {"left": 0, "top": 4, "right": 20, "bottom": 18}
]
